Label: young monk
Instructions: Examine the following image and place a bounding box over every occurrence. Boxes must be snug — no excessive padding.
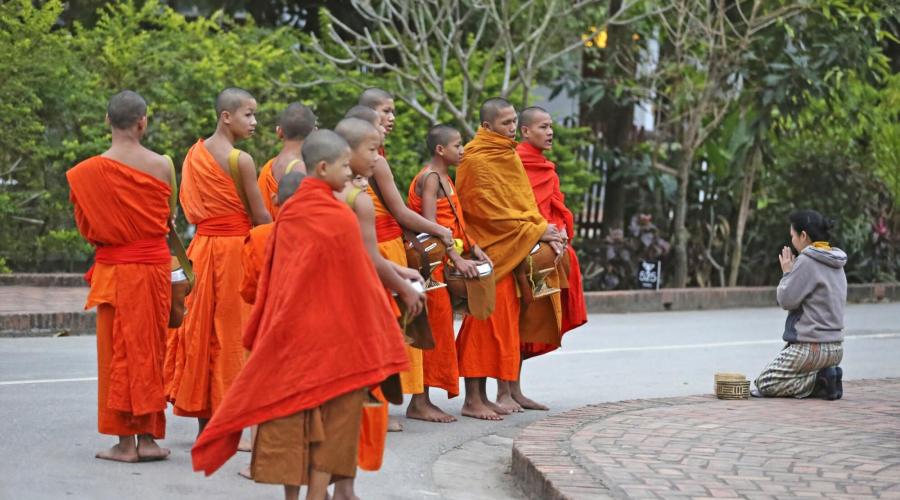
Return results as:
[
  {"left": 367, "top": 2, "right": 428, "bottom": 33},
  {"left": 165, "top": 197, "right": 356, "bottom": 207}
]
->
[
  {"left": 359, "top": 89, "right": 454, "bottom": 429},
  {"left": 165, "top": 87, "right": 272, "bottom": 434},
  {"left": 192, "top": 129, "right": 410, "bottom": 500},
  {"left": 406, "top": 124, "right": 492, "bottom": 423},
  {"left": 257, "top": 103, "right": 316, "bottom": 219},
  {"left": 67, "top": 90, "right": 172, "bottom": 462},
  {"left": 455, "top": 97, "right": 565, "bottom": 420},
  {"left": 332, "top": 116, "right": 425, "bottom": 500},
  {"left": 508, "top": 106, "right": 589, "bottom": 411}
]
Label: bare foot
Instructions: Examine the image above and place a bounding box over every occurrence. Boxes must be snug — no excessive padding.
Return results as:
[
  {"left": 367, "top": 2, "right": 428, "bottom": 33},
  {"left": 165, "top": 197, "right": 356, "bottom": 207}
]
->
[
  {"left": 387, "top": 417, "right": 403, "bottom": 432},
  {"left": 238, "top": 437, "right": 252, "bottom": 452},
  {"left": 96, "top": 442, "right": 139, "bottom": 463},
  {"left": 484, "top": 399, "right": 511, "bottom": 415},
  {"left": 513, "top": 393, "right": 549, "bottom": 410},
  {"left": 496, "top": 394, "right": 524, "bottom": 413},
  {"left": 238, "top": 465, "right": 252, "bottom": 480},
  {"left": 136, "top": 436, "right": 171, "bottom": 462},
  {"left": 461, "top": 400, "right": 503, "bottom": 421},
  {"left": 406, "top": 400, "right": 456, "bottom": 423}
]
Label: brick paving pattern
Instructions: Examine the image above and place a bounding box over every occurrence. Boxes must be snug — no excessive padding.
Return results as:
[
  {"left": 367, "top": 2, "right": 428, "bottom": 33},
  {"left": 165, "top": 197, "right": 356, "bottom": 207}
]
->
[
  {"left": 0, "top": 285, "right": 93, "bottom": 336},
  {"left": 513, "top": 379, "right": 900, "bottom": 499}
]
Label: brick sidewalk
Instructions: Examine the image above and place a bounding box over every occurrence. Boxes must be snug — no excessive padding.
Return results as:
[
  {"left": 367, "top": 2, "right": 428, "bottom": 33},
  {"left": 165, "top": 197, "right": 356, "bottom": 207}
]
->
[
  {"left": 513, "top": 379, "right": 900, "bottom": 499},
  {"left": 0, "top": 286, "right": 93, "bottom": 336}
]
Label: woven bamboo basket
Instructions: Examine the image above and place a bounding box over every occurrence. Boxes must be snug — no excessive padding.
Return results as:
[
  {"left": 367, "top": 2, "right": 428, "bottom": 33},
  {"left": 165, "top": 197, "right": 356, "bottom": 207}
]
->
[{"left": 714, "top": 372, "right": 750, "bottom": 400}]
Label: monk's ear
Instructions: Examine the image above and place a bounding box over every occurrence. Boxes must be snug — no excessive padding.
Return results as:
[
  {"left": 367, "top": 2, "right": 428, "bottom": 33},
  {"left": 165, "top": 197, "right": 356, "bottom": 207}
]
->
[
  {"left": 220, "top": 110, "right": 231, "bottom": 125},
  {"left": 136, "top": 115, "right": 148, "bottom": 134},
  {"left": 105, "top": 114, "right": 111, "bottom": 127},
  {"left": 434, "top": 144, "right": 445, "bottom": 157},
  {"left": 315, "top": 160, "right": 329, "bottom": 177},
  {"left": 481, "top": 121, "right": 491, "bottom": 131},
  {"left": 275, "top": 126, "right": 284, "bottom": 140}
]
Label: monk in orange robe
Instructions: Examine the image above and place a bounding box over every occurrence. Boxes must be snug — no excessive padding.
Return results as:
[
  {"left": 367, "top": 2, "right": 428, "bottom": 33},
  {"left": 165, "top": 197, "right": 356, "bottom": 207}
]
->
[
  {"left": 455, "top": 98, "right": 565, "bottom": 420},
  {"left": 333, "top": 116, "right": 426, "bottom": 500},
  {"left": 406, "top": 124, "right": 491, "bottom": 423},
  {"left": 257, "top": 103, "right": 316, "bottom": 219},
  {"left": 192, "top": 129, "right": 409, "bottom": 500},
  {"left": 506, "top": 106, "right": 589, "bottom": 410},
  {"left": 67, "top": 90, "right": 173, "bottom": 462},
  {"left": 165, "top": 88, "right": 272, "bottom": 433},
  {"left": 240, "top": 171, "right": 306, "bottom": 306},
  {"left": 354, "top": 96, "right": 455, "bottom": 431}
]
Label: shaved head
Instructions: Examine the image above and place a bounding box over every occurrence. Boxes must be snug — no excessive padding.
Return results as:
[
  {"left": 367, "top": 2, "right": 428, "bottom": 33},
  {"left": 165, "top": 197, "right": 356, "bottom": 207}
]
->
[
  {"left": 277, "top": 171, "right": 305, "bottom": 205},
  {"left": 301, "top": 129, "right": 350, "bottom": 173},
  {"left": 215, "top": 87, "right": 255, "bottom": 117},
  {"left": 479, "top": 97, "right": 514, "bottom": 124},
  {"left": 426, "top": 124, "right": 460, "bottom": 155},
  {"left": 335, "top": 118, "right": 380, "bottom": 148},
  {"left": 107, "top": 90, "right": 147, "bottom": 130},
  {"left": 358, "top": 88, "right": 393, "bottom": 108},
  {"left": 278, "top": 103, "right": 316, "bottom": 140},
  {"left": 343, "top": 105, "right": 380, "bottom": 126},
  {"left": 519, "top": 106, "right": 551, "bottom": 128}
]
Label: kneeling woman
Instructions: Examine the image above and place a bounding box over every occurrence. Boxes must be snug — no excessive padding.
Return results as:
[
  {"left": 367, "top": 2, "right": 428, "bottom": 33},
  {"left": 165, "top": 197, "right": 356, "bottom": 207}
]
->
[{"left": 754, "top": 210, "right": 846, "bottom": 400}]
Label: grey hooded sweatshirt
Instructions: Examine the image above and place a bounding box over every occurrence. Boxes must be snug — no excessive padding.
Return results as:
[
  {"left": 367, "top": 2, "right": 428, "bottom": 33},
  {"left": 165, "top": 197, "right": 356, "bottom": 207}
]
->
[{"left": 777, "top": 245, "right": 848, "bottom": 343}]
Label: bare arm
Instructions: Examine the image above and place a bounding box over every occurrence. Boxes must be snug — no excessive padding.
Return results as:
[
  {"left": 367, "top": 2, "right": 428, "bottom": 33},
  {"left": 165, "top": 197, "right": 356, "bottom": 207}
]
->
[
  {"left": 372, "top": 158, "right": 453, "bottom": 246},
  {"left": 421, "top": 173, "right": 477, "bottom": 278},
  {"left": 238, "top": 152, "right": 272, "bottom": 226},
  {"left": 354, "top": 194, "right": 424, "bottom": 316}
]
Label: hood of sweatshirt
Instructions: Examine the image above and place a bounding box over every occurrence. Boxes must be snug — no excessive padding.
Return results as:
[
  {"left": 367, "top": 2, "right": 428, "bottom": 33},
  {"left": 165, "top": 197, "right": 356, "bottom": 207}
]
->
[{"left": 801, "top": 245, "right": 848, "bottom": 269}]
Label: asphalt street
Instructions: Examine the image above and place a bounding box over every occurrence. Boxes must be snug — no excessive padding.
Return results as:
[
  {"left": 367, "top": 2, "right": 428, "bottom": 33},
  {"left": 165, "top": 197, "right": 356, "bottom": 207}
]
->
[{"left": 1, "top": 303, "right": 898, "bottom": 499}]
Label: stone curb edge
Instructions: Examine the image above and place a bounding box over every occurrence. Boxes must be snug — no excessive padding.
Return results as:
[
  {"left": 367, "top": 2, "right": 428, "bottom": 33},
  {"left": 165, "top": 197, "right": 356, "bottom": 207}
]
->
[
  {"left": 510, "top": 378, "right": 900, "bottom": 500},
  {"left": 0, "top": 311, "right": 96, "bottom": 337}
]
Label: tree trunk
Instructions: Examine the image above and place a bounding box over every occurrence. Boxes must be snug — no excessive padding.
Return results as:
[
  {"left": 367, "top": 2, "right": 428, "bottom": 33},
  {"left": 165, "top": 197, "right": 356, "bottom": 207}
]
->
[
  {"left": 671, "top": 151, "right": 693, "bottom": 288},
  {"left": 727, "top": 143, "right": 760, "bottom": 286}
]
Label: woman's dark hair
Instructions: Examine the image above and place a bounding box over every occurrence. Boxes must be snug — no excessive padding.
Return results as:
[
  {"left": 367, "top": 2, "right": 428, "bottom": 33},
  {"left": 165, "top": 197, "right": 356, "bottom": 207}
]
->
[{"left": 789, "top": 209, "right": 836, "bottom": 242}]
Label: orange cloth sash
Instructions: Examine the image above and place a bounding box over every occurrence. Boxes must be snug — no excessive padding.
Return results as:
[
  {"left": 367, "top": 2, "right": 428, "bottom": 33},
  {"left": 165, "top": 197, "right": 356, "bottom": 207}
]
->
[
  {"left": 456, "top": 127, "right": 547, "bottom": 280},
  {"left": 164, "top": 139, "right": 250, "bottom": 419},
  {"left": 67, "top": 156, "right": 171, "bottom": 435},
  {"left": 191, "top": 177, "right": 409, "bottom": 476}
]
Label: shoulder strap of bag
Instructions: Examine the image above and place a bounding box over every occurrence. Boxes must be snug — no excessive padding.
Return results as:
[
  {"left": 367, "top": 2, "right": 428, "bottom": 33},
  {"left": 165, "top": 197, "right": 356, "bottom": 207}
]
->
[
  {"left": 345, "top": 186, "right": 363, "bottom": 208},
  {"left": 228, "top": 149, "right": 253, "bottom": 216},
  {"left": 431, "top": 171, "right": 474, "bottom": 250},
  {"left": 164, "top": 155, "right": 195, "bottom": 286},
  {"left": 284, "top": 158, "right": 301, "bottom": 175}
]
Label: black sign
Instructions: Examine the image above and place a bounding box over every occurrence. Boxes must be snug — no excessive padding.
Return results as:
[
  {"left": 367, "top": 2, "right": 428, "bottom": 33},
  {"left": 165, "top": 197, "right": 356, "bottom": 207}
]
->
[{"left": 637, "top": 260, "right": 661, "bottom": 290}]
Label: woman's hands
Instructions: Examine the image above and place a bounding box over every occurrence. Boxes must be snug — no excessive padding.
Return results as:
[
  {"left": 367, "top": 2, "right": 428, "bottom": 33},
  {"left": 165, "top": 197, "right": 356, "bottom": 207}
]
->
[{"left": 778, "top": 246, "right": 795, "bottom": 274}]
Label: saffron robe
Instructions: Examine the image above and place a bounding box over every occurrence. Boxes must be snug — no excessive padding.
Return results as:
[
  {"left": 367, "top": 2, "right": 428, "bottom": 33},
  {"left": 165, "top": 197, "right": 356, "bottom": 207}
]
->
[
  {"left": 191, "top": 177, "right": 409, "bottom": 476},
  {"left": 67, "top": 156, "right": 171, "bottom": 438},
  {"left": 517, "top": 142, "right": 587, "bottom": 357},
  {"left": 366, "top": 184, "right": 424, "bottom": 395},
  {"left": 407, "top": 168, "right": 467, "bottom": 397},
  {"left": 240, "top": 223, "right": 273, "bottom": 305},
  {"left": 455, "top": 127, "right": 548, "bottom": 380},
  {"left": 164, "top": 139, "right": 251, "bottom": 419},
  {"left": 257, "top": 159, "right": 280, "bottom": 219}
]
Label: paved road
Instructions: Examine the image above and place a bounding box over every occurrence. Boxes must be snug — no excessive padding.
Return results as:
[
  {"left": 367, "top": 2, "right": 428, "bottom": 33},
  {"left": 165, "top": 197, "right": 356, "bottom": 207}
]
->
[{"left": 1, "top": 303, "right": 898, "bottom": 499}]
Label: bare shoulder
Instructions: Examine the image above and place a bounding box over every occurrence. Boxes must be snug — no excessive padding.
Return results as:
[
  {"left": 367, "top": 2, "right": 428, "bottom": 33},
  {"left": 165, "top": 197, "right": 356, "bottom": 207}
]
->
[
  {"left": 138, "top": 149, "right": 173, "bottom": 184},
  {"left": 236, "top": 150, "right": 256, "bottom": 169},
  {"left": 374, "top": 156, "right": 394, "bottom": 178},
  {"left": 352, "top": 189, "right": 375, "bottom": 216}
]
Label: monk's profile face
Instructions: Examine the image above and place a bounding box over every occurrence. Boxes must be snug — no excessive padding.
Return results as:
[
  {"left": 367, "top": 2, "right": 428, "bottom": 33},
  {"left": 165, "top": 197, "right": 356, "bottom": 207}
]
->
[
  {"left": 484, "top": 106, "right": 518, "bottom": 139},
  {"left": 224, "top": 99, "right": 258, "bottom": 139},
  {"left": 438, "top": 132, "right": 464, "bottom": 165},
  {"left": 522, "top": 112, "right": 553, "bottom": 151},
  {"left": 349, "top": 131, "right": 382, "bottom": 178},
  {"left": 320, "top": 149, "right": 353, "bottom": 191},
  {"left": 375, "top": 99, "right": 396, "bottom": 134}
]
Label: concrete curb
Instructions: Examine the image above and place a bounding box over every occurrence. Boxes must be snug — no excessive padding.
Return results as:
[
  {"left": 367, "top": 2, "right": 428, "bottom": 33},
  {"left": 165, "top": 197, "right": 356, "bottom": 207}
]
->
[
  {"left": 583, "top": 283, "right": 899, "bottom": 313},
  {"left": 0, "top": 273, "right": 85, "bottom": 287},
  {"left": 0, "top": 311, "right": 96, "bottom": 337}
]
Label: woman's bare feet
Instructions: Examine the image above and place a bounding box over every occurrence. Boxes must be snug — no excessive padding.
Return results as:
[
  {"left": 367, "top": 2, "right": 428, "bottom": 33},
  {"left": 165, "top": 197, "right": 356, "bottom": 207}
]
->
[
  {"left": 136, "top": 434, "right": 170, "bottom": 462},
  {"left": 96, "top": 436, "right": 139, "bottom": 463}
]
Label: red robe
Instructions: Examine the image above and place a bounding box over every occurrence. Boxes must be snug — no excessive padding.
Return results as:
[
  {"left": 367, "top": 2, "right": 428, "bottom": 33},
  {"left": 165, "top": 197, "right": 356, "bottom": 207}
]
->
[
  {"left": 191, "top": 177, "right": 409, "bottom": 475},
  {"left": 517, "top": 142, "right": 588, "bottom": 357},
  {"left": 67, "top": 156, "right": 171, "bottom": 438}
]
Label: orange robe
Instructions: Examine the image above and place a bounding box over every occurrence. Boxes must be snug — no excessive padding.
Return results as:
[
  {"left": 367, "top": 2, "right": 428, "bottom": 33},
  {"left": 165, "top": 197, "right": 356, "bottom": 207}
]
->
[
  {"left": 165, "top": 139, "right": 251, "bottom": 419},
  {"left": 240, "top": 223, "right": 273, "bottom": 305},
  {"left": 517, "top": 142, "right": 587, "bottom": 357},
  {"left": 67, "top": 156, "right": 171, "bottom": 438},
  {"left": 257, "top": 159, "right": 279, "bottom": 219},
  {"left": 407, "top": 169, "right": 467, "bottom": 398},
  {"left": 191, "top": 177, "right": 409, "bottom": 476},
  {"left": 455, "top": 127, "right": 548, "bottom": 381},
  {"left": 366, "top": 184, "right": 424, "bottom": 395}
]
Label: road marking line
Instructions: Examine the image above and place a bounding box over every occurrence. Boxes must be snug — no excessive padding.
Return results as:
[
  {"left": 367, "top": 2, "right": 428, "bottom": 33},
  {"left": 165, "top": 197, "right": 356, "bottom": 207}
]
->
[
  {"left": 0, "top": 376, "right": 97, "bottom": 386},
  {"left": 550, "top": 332, "right": 900, "bottom": 356}
]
